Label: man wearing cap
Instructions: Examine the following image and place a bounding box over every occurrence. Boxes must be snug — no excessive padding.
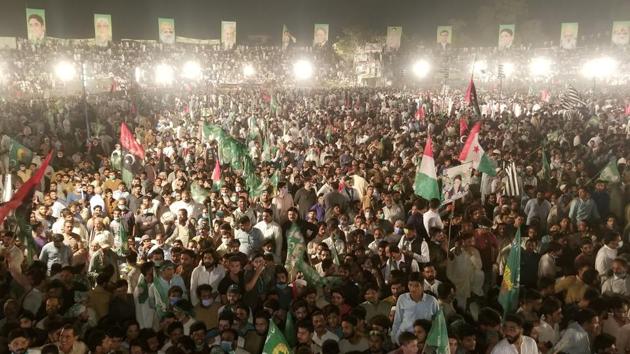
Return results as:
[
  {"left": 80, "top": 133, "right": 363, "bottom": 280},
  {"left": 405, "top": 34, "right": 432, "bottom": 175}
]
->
[
  {"left": 148, "top": 260, "right": 187, "bottom": 324},
  {"left": 39, "top": 233, "right": 72, "bottom": 274},
  {"left": 88, "top": 232, "right": 120, "bottom": 280}
]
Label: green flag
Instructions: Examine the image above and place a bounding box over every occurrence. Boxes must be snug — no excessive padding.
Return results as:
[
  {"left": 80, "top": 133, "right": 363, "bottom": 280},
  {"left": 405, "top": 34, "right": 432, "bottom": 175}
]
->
[
  {"left": 498, "top": 227, "right": 521, "bottom": 316},
  {"left": 270, "top": 170, "right": 280, "bottom": 191},
  {"left": 3, "top": 136, "right": 33, "bottom": 169},
  {"left": 263, "top": 320, "right": 290, "bottom": 354},
  {"left": 599, "top": 159, "right": 621, "bottom": 183},
  {"left": 284, "top": 311, "right": 297, "bottom": 348},
  {"left": 285, "top": 224, "right": 305, "bottom": 274},
  {"left": 425, "top": 308, "right": 451, "bottom": 354}
]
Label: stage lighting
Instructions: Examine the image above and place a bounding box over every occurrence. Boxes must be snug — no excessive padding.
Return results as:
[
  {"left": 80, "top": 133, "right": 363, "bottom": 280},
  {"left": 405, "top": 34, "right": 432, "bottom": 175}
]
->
[
  {"left": 412, "top": 60, "right": 431, "bottom": 79},
  {"left": 502, "top": 62, "right": 515, "bottom": 77},
  {"left": 155, "top": 64, "right": 174, "bottom": 85},
  {"left": 243, "top": 64, "right": 256, "bottom": 77},
  {"left": 471, "top": 60, "right": 488, "bottom": 77},
  {"left": 529, "top": 57, "right": 552, "bottom": 77},
  {"left": 181, "top": 61, "right": 202, "bottom": 80},
  {"left": 581, "top": 57, "right": 618, "bottom": 79},
  {"left": 55, "top": 61, "right": 76, "bottom": 82},
  {"left": 293, "top": 60, "right": 313, "bottom": 80}
]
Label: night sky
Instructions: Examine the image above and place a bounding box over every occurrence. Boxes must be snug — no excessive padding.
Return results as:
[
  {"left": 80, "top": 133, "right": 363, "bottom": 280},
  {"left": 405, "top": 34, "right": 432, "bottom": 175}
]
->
[{"left": 2, "top": 0, "right": 627, "bottom": 45}]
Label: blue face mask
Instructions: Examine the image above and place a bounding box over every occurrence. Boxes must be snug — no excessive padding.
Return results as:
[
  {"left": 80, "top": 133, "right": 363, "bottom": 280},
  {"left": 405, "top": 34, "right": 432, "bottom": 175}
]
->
[
  {"left": 220, "top": 341, "right": 232, "bottom": 352},
  {"left": 169, "top": 297, "right": 180, "bottom": 305},
  {"left": 276, "top": 283, "right": 287, "bottom": 289}
]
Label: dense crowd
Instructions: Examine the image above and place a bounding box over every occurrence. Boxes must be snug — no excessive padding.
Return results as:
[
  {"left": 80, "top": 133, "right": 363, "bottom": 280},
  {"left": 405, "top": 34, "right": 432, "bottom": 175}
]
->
[{"left": 0, "top": 40, "right": 629, "bottom": 354}]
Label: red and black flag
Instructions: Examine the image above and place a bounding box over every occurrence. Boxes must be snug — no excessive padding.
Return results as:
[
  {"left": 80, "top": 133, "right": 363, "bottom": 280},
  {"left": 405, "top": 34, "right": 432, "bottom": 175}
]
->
[
  {"left": 465, "top": 77, "right": 481, "bottom": 117},
  {"left": 120, "top": 122, "right": 145, "bottom": 185}
]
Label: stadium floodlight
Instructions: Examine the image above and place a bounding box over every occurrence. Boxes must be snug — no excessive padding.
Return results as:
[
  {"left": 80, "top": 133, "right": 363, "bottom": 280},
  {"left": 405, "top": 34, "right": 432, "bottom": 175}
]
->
[
  {"left": 154, "top": 64, "right": 174, "bottom": 85},
  {"left": 412, "top": 60, "right": 431, "bottom": 79},
  {"left": 243, "top": 64, "right": 256, "bottom": 77},
  {"left": 55, "top": 61, "right": 76, "bottom": 82},
  {"left": 581, "top": 57, "right": 618, "bottom": 79},
  {"left": 293, "top": 60, "right": 313, "bottom": 80},
  {"left": 529, "top": 57, "right": 552, "bottom": 77},
  {"left": 471, "top": 60, "right": 488, "bottom": 76},
  {"left": 502, "top": 62, "right": 515, "bottom": 78},
  {"left": 181, "top": 61, "right": 202, "bottom": 80}
]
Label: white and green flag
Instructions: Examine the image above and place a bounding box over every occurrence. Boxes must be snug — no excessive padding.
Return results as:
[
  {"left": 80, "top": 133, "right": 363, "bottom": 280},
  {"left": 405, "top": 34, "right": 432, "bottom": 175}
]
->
[{"left": 414, "top": 136, "right": 440, "bottom": 201}]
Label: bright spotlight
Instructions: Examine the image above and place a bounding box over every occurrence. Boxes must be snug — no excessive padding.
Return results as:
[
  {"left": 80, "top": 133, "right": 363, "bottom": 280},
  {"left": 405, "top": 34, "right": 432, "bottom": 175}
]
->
[
  {"left": 471, "top": 60, "right": 488, "bottom": 76},
  {"left": 293, "top": 60, "right": 313, "bottom": 81},
  {"left": 502, "top": 62, "right": 515, "bottom": 77},
  {"left": 181, "top": 61, "right": 202, "bottom": 80},
  {"left": 55, "top": 61, "right": 76, "bottom": 82},
  {"left": 582, "top": 57, "right": 618, "bottom": 79},
  {"left": 154, "top": 64, "right": 174, "bottom": 85},
  {"left": 529, "top": 57, "right": 552, "bottom": 77},
  {"left": 412, "top": 60, "right": 431, "bottom": 79},
  {"left": 243, "top": 64, "right": 256, "bottom": 77}
]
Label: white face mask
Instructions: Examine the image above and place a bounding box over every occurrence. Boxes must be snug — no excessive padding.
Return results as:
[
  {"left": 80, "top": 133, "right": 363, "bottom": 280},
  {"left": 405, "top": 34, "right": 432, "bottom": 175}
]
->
[{"left": 235, "top": 186, "right": 242, "bottom": 192}]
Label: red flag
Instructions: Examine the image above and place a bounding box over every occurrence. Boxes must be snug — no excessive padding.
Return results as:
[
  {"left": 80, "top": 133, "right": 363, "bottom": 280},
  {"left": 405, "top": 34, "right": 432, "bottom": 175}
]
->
[
  {"left": 415, "top": 105, "right": 425, "bottom": 120},
  {"left": 465, "top": 78, "right": 481, "bottom": 117},
  {"left": 540, "top": 89, "right": 551, "bottom": 103},
  {"left": 120, "top": 122, "right": 145, "bottom": 159},
  {"left": 211, "top": 159, "right": 221, "bottom": 182},
  {"left": 625, "top": 103, "right": 630, "bottom": 115},
  {"left": 0, "top": 151, "right": 53, "bottom": 223},
  {"left": 459, "top": 117, "right": 469, "bottom": 136}
]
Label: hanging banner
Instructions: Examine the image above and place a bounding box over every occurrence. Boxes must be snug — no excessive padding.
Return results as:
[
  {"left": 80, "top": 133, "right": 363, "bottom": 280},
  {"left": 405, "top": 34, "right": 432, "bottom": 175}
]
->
[
  {"left": 94, "top": 14, "right": 112, "bottom": 47},
  {"left": 441, "top": 164, "right": 473, "bottom": 203},
  {"left": 386, "top": 26, "right": 402, "bottom": 50},
  {"left": 221, "top": 21, "right": 237, "bottom": 49},
  {"left": 158, "top": 18, "right": 175, "bottom": 44},
  {"left": 282, "top": 25, "right": 296, "bottom": 50},
  {"left": 498, "top": 24, "right": 515, "bottom": 49},
  {"left": 0, "top": 37, "right": 17, "bottom": 49},
  {"left": 560, "top": 23, "right": 578, "bottom": 49},
  {"left": 313, "top": 24, "right": 329, "bottom": 46},
  {"left": 437, "top": 26, "right": 452, "bottom": 45},
  {"left": 612, "top": 21, "right": 630, "bottom": 46},
  {"left": 26, "top": 8, "right": 46, "bottom": 42}
]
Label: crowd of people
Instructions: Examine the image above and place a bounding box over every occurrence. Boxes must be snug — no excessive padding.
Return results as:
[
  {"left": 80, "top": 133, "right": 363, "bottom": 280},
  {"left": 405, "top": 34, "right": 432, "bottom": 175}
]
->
[{"left": 0, "top": 38, "right": 628, "bottom": 354}]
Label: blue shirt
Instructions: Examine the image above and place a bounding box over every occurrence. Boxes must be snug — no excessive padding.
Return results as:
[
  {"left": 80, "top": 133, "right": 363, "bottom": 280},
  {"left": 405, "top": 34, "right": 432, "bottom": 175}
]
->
[
  {"left": 391, "top": 292, "right": 439, "bottom": 344},
  {"left": 235, "top": 227, "right": 264, "bottom": 255},
  {"left": 568, "top": 197, "right": 600, "bottom": 224},
  {"left": 39, "top": 242, "right": 72, "bottom": 273}
]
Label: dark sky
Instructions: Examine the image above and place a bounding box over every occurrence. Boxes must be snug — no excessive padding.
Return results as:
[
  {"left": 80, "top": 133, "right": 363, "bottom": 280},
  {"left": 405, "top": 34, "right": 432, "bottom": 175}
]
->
[{"left": 2, "top": 0, "right": 626, "bottom": 45}]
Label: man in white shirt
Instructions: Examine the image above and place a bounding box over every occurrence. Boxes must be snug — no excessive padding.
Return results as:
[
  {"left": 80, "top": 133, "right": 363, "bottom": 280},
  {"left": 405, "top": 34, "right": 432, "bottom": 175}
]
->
[
  {"left": 422, "top": 198, "right": 444, "bottom": 236},
  {"left": 553, "top": 308, "right": 599, "bottom": 354},
  {"left": 535, "top": 298, "right": 563, "bottom": 348},
  {"left": 189, "top": 249, "right": 225, "bottom": 306},
  {"left": 169, "top": 190, "right": 203, "bottom": 219},
  {"left": 491, "top": 313, "right": 538, "bottom": 354},
  {"left": 595, "top": 233, "right": 622, "bottom": 280},
  {"left": 253, "top": 208, "right": 283, "bottom": 260}
]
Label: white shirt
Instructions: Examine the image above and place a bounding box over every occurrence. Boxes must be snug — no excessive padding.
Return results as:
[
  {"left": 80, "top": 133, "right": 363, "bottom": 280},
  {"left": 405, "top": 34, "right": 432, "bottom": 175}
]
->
[
  {"left": 312, "top": 329, "right": 339, "bottom": 347},
  {"left": 595, "top": 245, "right": 617, "bottom": 276},
  {"left": 491, "top": 336, "right": 538, "bottom": 354},
  {"left": 422, "top": 209, "right": 443, "bottom": 235},
  {"left": 189, "top": 263, "right": 226, "bottom": 306},
  {"left": 535, "top": 318, "right": 560, "bottom": 345},
  {"left": 254, "top": 220, "right": 283, "bottom": 259}
]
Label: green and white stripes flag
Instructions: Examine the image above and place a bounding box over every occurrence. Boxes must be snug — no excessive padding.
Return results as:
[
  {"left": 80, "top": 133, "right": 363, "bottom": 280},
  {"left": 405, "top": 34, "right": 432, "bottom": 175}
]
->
[
  {"left": 498, "top": 227, "right": 521, "bottom": 316},
  {"left": 599, "top": 159, "right": 621, "bottom": 183},
  {"left": 414, "top": 136, "right": 441, "bottom": 200},
  {"left": 425, "top": 308, "right": 451, "bottom": 354}
]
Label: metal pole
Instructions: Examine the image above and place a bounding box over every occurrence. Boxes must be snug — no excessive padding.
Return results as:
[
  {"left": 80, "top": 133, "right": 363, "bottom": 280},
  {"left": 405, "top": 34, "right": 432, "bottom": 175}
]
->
[{"left": 82, "top": 62, "right": 90, "bottom": 139}]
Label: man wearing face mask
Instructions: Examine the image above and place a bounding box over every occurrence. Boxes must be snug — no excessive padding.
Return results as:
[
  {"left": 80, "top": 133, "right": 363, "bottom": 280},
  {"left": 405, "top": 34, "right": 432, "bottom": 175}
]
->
[
  {"left": 601, "top": 257, "right": 630, "bottom": 295},
  {"left": 193, "top": 284, "right": 221, "bottom": 330},
  {"left": 148, "top": 260, "right": 187, "bottom": 323},
  {"left": 190, "top": 249, "right": 226, "bottom": 306}
]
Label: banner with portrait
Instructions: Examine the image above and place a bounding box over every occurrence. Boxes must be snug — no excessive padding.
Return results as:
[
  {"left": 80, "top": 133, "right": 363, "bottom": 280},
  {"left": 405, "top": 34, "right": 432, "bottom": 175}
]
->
[
  {"left": 221, "top": 21, "right": 237, "bottom": 49},
  {"left": 94, "top": 14, "right": 112, "bottom": 47},
  {"left": 386, "top": 26, "right": 402, "bottom": 50},
  {"left": 436, "top": 26, "right": 452, "bottom": 45},
  {"left": 498, "top": 24, "right": 515, "bottom": 49},
  {"left": 612, "top": 21, "right": 630, "bottom": 46},
  {"left": 26, "top": 8, "right": 46, "bottom": 42},
  {"left": 158, "top": 18, "right": 175, "bottom": 44},
  {"left": 560, "top": 23, "right": 578, "bottom": 49},
  {"left": 282, "top": 25, "right": 296, "bottom": 50},
  {"left": 441, "top": 164, "right": 472, "bottom": 203},
  {"left": 313, "top": 24, "right": 329, "bottom": 46}
]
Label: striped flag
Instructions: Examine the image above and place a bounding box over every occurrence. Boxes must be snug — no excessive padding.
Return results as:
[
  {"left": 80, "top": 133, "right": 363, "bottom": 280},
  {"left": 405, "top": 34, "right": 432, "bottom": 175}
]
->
[
  {"left": 559, "top": 86, "right": 586, "bottom": 110},
  {"left": 504, "top": 162, "right": 521, "bottom": 196}
]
